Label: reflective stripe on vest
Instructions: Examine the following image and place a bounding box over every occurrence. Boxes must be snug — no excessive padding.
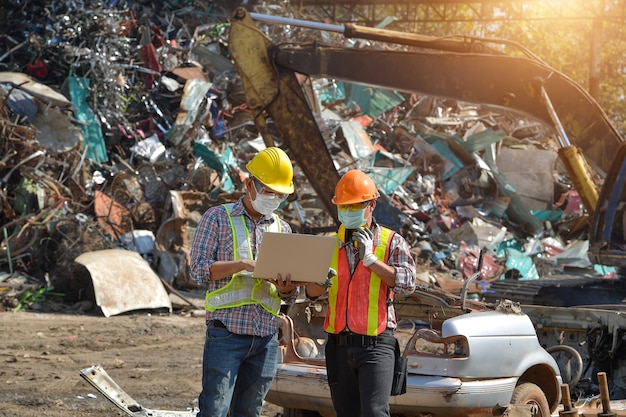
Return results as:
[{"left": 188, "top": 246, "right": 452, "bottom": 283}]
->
[
  {"left": 324, "top": 227, "right": 394, "bottom": 336},
  {"left": 204, "top": 204, "right": 282, "bottom": 315}
]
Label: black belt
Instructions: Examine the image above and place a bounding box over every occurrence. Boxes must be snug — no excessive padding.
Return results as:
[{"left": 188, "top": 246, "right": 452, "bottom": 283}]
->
[
  {"left": 329, "top": 332, "right": 395, "bottom": 348},
  {"left": 208, "top": 320, "right": 227, "bottom": 329}
]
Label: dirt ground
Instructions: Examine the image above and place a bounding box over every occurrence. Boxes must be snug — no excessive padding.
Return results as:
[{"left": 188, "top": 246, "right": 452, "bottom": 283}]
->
[{"left": 0, "top": 303, "right": 284, "bottom": 417}]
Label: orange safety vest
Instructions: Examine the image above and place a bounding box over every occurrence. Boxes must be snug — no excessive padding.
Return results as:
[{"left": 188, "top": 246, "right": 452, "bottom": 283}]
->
[{"left": 324, "top": 227, "right": 394, "bottom": 336}]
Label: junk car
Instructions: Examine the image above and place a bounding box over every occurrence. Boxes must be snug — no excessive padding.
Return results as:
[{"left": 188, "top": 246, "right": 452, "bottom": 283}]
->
[{"left": 266, "top": 288, "right": 563, "bottom": 417}]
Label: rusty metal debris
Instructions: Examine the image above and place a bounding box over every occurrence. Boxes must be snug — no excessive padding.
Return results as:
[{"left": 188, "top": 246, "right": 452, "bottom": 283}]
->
[
  {"left": 0, "top": 0, "right": 620, "bottom": 313},
  {"left": 2, "top": 0, "right": 626, "bottom": 415}
]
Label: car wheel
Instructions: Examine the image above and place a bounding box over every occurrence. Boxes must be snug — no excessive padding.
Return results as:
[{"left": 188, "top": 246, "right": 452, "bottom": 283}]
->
[{"left": 510, "top": 382, "right": 551, "bottom": 417}]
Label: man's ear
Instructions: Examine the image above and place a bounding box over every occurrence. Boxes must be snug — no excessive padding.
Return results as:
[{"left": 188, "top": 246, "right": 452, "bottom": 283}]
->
[{"left": 245, "top": 177, "right": 253, "bottom": 192}]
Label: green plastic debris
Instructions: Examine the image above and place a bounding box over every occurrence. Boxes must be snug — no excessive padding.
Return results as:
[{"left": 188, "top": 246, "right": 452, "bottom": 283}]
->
[
  {"left": 68, "top": 76, "right": 108, "bottom": 163},
  {"left": 192, "top": 143, "right": 236, "bottom": 194}
]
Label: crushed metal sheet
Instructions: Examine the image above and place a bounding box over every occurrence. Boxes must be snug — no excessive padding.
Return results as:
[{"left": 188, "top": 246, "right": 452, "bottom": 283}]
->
[
  {"left": 80, "top": 364, "right": 197, "bottom": 416},
  {"left": 74, "top": 249, "right": 172, "bottom": 317},
  {"left": 496, "top": 148, "right": 559, "bottom": 211}
]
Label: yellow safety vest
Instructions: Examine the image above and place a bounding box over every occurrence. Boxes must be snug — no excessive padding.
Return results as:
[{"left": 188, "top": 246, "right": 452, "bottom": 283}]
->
[
  {"left": 324, "top": 227, "right": 394, "bottom": 336},
  {"left": 204, "top": 204, "right": 282, "bottom": 315}
]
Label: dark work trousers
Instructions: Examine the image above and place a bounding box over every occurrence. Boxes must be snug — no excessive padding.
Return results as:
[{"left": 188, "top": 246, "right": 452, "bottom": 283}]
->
[{"left": 325, "top": 330, "right": 395, "bottom": 417}]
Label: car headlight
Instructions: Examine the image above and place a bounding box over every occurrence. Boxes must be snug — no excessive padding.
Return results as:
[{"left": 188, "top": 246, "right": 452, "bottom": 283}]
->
[{"left": 410, "top": 328, "right": 470, "bottom": 358}]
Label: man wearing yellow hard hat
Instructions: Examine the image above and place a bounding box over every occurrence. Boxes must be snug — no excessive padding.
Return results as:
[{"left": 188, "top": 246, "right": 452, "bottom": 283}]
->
[
  {"left": 190, "top": 147, "right": 297, "bottom": 417},
  {"left": 307, "top": 169, "right": 417, "bottom": 417}
]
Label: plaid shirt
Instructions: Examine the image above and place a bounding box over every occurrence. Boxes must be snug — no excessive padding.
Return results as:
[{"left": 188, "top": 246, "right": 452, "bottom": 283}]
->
[
  {"left": 190, "top": 197, "right": 292, "bottom": 337},
  {"left": 340, "top": 220, "right": 416, "bottom": 329}
]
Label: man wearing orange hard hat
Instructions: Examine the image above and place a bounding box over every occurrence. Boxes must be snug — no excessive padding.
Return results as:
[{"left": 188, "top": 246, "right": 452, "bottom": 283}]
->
[
  {"left": 191, "top": 147, "right": 298, "bottom": 417},
  {"left": 307, "top": 169, "right": 416, "bottom": 417}
]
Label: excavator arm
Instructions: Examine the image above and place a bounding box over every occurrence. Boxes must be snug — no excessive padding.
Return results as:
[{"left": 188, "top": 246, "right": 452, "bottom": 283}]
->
[
  {"left": 228, "top": 8, "right": 341, "bottom": 223},
  {"left": 228, "top": 7, "right": 624, "bottom": 252}
]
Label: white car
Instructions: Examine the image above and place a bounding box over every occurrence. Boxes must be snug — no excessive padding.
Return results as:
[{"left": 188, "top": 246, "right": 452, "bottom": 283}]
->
[{"left": 266, "top": 290, "right": 563, "bottom": 417}]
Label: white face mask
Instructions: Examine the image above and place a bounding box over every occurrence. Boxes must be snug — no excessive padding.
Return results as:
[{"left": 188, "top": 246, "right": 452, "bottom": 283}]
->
[{"left": 250, "top": 191, "right": 282, "bottom": 215}]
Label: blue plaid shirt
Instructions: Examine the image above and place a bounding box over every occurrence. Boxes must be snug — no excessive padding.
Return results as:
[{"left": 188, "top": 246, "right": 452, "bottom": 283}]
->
[{"left": 190, "top": 197, "right": 292, "bottom": 337}]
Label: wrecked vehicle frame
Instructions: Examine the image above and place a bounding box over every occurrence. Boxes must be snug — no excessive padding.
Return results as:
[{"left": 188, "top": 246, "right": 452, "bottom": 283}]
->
[{"left": 267, "top": 289, "right": 562, "bottom": 417}]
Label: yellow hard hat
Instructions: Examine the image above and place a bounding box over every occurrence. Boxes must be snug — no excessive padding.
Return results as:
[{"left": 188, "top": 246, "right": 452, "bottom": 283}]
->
[
  {"left": 332, "top": 169, "right": 379, "bottom": 205},
  {"left": 246, "top": 147, "right": 294, "bottom": 194}
]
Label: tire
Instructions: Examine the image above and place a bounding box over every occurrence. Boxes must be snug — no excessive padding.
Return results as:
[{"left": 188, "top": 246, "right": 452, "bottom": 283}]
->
[
  {"left": 546, "top": 344, "right": 583, "bottom": 389},
  {"left": 510, "top": 382, "right": 551, "bottom": 417}
]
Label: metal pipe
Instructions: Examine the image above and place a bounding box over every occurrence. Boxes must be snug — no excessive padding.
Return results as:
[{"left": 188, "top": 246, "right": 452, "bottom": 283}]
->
[
  {"left": 249, "top": 12, "right": 344, "bottom": 33},
  {"left": 247, "top": 10, "right": 500, "bottom": 54},
  {"left": 461, "top": 248, "right": 486, "bottom": 311},
  {"left": 0, "top": 39, "right": 29, "bottom": 63},
  {"left": 536, "top": 76, "right": 571, "bottom": 148},
  {"left": 598, "top": 371, "right": 616, "bottom": 416},
  {"left": 0, "top": 150, "right": 45, "bottom": 190},
  {"left": 559, "top": 383, "right": 578, "bottom": 416}
]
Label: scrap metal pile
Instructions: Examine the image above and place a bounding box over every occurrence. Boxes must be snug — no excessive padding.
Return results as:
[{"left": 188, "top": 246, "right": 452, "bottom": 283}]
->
[{"left": 0, "top": 0, "right": 616, "bottom": 313}]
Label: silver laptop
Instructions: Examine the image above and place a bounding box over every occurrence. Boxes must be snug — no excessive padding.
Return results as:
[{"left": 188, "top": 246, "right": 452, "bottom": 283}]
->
[{"left": 253, "top": 232, "right": 337, "bottom": 283}]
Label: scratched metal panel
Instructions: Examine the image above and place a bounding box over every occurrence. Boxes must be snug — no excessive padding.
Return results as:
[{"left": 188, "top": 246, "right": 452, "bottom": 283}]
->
[{"left": 75, "top": 249, "right": 172, "bottom": 317}]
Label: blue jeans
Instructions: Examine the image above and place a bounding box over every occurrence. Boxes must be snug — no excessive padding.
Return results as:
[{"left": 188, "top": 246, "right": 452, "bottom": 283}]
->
[
  {"left": 197, "top": 323, "right": 279, "bottom": 417},
  {"left": 325, "top": 333, "right": 395, "bottom": 417}
]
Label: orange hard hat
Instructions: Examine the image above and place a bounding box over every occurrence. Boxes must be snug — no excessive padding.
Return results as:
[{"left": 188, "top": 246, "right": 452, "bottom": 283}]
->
[{"left": 332, "top": 169, "right": 379, "bottom": 205}]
